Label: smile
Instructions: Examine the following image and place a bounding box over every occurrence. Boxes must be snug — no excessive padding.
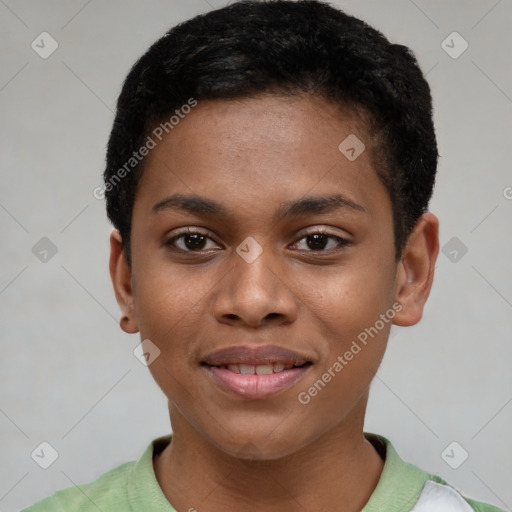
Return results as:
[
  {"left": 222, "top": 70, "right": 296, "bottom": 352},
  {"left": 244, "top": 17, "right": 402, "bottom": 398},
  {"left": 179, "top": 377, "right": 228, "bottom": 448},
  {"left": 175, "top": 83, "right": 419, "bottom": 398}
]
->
[
  {"left": 202, "top": 345, "right": 313, "bottom": 400},
  {"left": 218, "top": 363, "right": 299, "bottom": 374}
]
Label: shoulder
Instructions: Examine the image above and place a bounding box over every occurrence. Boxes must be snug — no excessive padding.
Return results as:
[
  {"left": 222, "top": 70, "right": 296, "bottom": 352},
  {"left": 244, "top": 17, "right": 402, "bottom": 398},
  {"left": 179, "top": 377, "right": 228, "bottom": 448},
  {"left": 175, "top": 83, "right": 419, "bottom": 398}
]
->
[
  {"left": 464, "top": 495, "right": 505, "bottom": 512},
  {"left": 411, "top": 479, "right": 505, "bottom": 512},
  {"left": 21, "top": 460, "right": 136, "bottom": 512},
  {"left": 363, "top": 433, "right": 505, "bottom": 512},
  {"left": 22, "top": 435, "right": 173, "bottom": 512}
]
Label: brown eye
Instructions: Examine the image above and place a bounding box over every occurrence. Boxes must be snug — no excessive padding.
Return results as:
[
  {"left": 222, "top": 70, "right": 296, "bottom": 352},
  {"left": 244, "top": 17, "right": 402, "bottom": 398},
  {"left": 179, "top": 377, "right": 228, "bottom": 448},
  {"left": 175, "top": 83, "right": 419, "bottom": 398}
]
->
[
  {"left": 306, "top": 233, "right": 329, "bottom": 250},
  {"left": 165, "top": 229, "right": 220, "bottom": 252},
  {"left": 181, "top": 233, "right": 207, "bottom": 250},
  {"left": 293, "top": 231, "right": 351, "bottom": 252}
]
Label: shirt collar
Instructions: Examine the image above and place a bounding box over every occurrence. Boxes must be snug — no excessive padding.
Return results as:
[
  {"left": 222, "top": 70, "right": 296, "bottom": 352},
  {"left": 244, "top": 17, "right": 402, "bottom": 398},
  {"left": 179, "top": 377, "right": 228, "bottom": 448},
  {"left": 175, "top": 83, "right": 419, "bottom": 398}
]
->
[
  {"left": 126, "top": 434, "right": 176, "bottom": 511},
  {"left": 127, "top": 432, "right": 429, "bottom": 512},
  {"left": 362, "top": 432, "right": 431, "bottom": 512}
]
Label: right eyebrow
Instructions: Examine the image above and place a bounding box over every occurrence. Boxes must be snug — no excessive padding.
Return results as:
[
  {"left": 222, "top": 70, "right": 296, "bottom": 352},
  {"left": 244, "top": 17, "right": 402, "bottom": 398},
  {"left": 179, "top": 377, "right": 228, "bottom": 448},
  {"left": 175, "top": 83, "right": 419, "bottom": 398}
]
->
[
  {"left": 151, "top": 193, "right": 366, "bottom": 222},
  {"left": 152, "top": 194, "right": 231, "bottom": 218},
  {"left": 273, "top": 194, "right": 366, "bottom": 222}
]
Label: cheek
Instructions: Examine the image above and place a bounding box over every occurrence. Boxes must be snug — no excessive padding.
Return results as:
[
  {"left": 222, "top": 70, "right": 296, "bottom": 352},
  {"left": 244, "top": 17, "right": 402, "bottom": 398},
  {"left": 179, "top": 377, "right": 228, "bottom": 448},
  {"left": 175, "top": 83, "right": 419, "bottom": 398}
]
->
[
  {"left": 294, "top": 275, "right": 394, "bottom": 423},
  {"left": 302, "top": 259, "right": 396, "bottom": 338},
  {"left": 131, "top": 266, "right": 211, "bottom": 398},
  {"left": 132, "top": 255, "right": 210, "bottom": 338},
  {"left": 137, "top": 283, "right": 202, "bottom": 406},
  {"left": 296, "top": 259, "right": 396, "bottom": 392}
]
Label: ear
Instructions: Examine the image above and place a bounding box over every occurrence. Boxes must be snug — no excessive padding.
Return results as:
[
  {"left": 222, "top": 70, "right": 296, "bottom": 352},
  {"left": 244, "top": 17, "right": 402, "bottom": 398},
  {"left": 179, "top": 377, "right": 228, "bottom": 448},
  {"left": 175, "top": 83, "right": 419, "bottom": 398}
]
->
[
  {"left": 109, "top": 230, "right": 139, "bottom": 334},
  {"left": 392, "top": 212, "right": 439, "bottom": 327}
]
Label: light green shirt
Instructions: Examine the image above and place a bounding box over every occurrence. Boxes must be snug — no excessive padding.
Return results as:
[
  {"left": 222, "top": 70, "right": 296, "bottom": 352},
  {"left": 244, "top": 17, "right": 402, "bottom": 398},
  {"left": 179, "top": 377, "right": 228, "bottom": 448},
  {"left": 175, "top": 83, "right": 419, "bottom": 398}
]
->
[{"left": 22, "top": 433, "right": 504, "bottom": 511}]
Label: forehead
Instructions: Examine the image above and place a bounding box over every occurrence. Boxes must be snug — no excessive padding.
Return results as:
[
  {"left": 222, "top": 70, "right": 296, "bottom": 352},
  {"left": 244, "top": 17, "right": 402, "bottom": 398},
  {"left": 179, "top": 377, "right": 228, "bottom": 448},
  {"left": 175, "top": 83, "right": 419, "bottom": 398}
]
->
[
  {"left": 134, "top": 94, "right": 389, "bottom": 221},
  {"left": 147, "top": 94, "right": 368, "bottom": 165}
]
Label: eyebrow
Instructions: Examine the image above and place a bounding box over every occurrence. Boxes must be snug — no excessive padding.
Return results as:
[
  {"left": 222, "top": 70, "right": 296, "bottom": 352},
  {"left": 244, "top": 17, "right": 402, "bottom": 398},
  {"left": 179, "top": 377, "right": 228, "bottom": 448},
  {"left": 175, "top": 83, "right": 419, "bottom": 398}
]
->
[{"left": 152, "top": 193, "right": 365, "bottom": 222}]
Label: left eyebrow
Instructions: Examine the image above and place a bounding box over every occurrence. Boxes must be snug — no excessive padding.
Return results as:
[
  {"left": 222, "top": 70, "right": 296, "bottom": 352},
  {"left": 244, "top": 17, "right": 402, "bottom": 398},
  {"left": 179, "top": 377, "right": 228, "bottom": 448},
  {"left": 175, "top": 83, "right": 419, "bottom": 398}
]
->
[
  {"left": 152, "top": 194, "right": 229, "bottom": 217},
  {"left": 274, "top": 194, "right": 366, "bottom": 222},
  {"left": 151, "top": 193, "right": 366, "bottom": 221}
]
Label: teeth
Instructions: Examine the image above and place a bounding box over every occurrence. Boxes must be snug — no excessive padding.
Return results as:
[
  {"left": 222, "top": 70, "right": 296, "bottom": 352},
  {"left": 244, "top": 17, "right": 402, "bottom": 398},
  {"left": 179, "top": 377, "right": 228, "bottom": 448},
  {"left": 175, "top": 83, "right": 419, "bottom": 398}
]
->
[
  {"left": 223, "top": 363, "right": 298, "bottom": 374},
  {"left": 255, "top": 364, "right": 273, "bottom": 375},
  {"left": 239, "top": 364, "right": 255, "bottom": 375}
]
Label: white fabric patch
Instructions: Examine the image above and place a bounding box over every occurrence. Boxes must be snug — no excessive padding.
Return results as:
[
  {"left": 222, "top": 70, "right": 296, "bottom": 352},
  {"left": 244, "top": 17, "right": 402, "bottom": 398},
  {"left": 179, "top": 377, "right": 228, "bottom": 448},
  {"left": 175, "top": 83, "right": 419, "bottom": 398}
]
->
[{"left": 410, "top": 480, "right": 474, "bottom": 512}]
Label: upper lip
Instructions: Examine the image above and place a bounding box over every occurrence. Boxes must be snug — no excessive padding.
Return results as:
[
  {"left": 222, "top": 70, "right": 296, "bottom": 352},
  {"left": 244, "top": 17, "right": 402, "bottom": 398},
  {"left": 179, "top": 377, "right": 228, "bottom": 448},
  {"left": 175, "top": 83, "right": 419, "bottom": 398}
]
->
[{"left": 202, "top": 345, "right": 313, "bottom": 366}]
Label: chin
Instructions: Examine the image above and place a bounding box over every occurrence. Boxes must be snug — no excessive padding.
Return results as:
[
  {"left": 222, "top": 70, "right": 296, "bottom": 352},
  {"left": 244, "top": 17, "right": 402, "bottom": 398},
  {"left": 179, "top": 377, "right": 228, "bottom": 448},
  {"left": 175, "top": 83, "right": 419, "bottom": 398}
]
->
[
  {"left": 224, "top": 439, "right": 299, "bottom": 462},
  {"left": 204, "top": 422, "right": 315, "bottom": 462}
]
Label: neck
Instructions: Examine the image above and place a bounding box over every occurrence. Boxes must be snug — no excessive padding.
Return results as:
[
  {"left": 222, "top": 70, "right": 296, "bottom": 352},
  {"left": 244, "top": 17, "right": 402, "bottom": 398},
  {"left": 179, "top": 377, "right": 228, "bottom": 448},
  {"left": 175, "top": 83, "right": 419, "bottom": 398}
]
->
[{"left": 154, "top": 403, "right": 384, "bottom": 512}]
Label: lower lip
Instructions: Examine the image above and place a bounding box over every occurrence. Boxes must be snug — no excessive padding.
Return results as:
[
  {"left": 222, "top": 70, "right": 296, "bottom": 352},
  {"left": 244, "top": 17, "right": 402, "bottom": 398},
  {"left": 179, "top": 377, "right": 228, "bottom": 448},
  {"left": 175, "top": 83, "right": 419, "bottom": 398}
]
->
[{"left": 204, "top": 365, "right": 310, "bottom": 400}]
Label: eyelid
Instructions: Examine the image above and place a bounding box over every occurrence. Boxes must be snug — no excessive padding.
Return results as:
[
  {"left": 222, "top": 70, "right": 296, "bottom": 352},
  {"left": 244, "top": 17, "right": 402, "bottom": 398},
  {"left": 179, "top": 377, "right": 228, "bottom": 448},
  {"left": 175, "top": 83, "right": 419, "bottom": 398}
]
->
[
  {"left": 288, "top": 225, "right": 352, "bottom": 252},
  {"left": 293, "top": 225, "right": 351, "bottom": 241},
  {"left": 164, "top": 225, "right": 351, "bottom": 253},
  {"left": 165, "top": 227, "right": 223, "bottom": 250},
  {"left": 297, "top": 226, "right": 329, "bottom": 235},
  {"left": 170, "top": 226, "right": 212, "bottom": 237}
]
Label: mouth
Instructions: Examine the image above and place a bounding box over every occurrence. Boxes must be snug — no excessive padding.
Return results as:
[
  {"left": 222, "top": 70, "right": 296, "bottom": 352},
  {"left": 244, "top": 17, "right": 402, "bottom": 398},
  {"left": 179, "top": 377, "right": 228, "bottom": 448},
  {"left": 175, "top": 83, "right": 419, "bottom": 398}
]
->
[
  {"left": 201, "top": 345, "right": 313, "bottom": 400},
  {"left": 212, "top": 362, "right": 310, "bottom": 374}
]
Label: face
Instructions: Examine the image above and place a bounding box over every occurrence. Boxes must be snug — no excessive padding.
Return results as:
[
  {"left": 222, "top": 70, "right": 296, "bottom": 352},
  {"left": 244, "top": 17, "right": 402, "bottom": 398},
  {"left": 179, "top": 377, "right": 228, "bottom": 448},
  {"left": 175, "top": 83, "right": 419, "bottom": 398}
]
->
[{"left": 111, "top": 94, "right": 436, "bottom": 460}]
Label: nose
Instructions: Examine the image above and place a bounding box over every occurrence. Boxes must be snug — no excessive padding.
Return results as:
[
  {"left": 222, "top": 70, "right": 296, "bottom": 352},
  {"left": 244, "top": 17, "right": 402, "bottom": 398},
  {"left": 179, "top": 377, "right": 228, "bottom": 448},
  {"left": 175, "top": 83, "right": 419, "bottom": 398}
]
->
[{"left": 212, "top": 246, "right": 299, "bottom": 328}]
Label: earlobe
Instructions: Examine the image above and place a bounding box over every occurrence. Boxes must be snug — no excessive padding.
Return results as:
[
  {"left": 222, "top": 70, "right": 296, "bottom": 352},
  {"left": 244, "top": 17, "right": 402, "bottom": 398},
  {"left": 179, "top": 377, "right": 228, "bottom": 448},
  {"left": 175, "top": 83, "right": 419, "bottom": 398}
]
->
[
  {"left": 392, "top": 212, "right": 439, "bottom": 327},
  {"left": 109, "top": 230, "right": 139, "bottom": 334}
]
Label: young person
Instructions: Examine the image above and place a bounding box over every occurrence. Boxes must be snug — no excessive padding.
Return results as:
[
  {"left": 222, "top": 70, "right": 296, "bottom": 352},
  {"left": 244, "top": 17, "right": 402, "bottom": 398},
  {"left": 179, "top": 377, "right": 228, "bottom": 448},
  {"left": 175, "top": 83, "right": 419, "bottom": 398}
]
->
[{"left": 24, "top": 1, "right": 503, "bottom": 511}]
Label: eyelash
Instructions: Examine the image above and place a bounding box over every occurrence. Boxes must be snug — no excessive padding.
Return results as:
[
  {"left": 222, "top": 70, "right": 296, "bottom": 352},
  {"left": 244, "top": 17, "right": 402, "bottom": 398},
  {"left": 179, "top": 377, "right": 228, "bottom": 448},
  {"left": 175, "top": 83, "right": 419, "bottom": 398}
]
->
[{"left": 164, "top": 227, "right": 351, "bottom": 254}]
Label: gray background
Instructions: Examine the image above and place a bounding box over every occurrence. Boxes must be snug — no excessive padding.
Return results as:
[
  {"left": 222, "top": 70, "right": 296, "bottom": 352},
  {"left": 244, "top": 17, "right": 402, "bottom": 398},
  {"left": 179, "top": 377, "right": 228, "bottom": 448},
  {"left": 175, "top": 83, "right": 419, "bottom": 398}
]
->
[{"left": 1, "top": 0, "right": 511, "bottom": 510}]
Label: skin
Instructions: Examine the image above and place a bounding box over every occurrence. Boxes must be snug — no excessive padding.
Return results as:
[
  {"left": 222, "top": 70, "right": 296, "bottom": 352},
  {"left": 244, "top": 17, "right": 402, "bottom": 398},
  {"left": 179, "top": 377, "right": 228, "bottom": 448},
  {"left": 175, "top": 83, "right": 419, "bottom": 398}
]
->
[{"left": 109, "top": 94, "right": 439, "bottom": 512}]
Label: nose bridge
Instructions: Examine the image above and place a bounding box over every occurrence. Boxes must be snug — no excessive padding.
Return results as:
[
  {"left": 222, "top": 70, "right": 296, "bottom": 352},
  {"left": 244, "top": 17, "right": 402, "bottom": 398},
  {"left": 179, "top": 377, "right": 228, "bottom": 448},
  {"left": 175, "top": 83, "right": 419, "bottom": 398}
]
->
[
  {"left": 213, "top": 240, "right": 297, "bottom": 326},
  {"left": 234, "top": 248, "right": 277, "bottom": 300}
]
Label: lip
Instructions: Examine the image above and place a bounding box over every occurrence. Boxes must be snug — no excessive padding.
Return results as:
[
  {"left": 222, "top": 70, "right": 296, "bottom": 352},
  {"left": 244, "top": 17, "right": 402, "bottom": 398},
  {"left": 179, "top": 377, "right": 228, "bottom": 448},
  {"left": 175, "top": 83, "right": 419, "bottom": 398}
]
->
[
  {"left": 202, "top": 345, "right": 313, "bottom": 400},
  {"left": 202, "top": 344, "right": 312, "bottom": 366}
]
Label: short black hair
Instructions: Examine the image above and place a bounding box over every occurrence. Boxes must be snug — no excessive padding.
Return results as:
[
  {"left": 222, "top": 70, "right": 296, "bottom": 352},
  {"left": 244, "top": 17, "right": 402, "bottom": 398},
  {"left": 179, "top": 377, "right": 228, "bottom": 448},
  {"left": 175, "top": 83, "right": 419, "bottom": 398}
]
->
[{"left": 104, "top": 0, "right": 438, "bottom": 265}]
